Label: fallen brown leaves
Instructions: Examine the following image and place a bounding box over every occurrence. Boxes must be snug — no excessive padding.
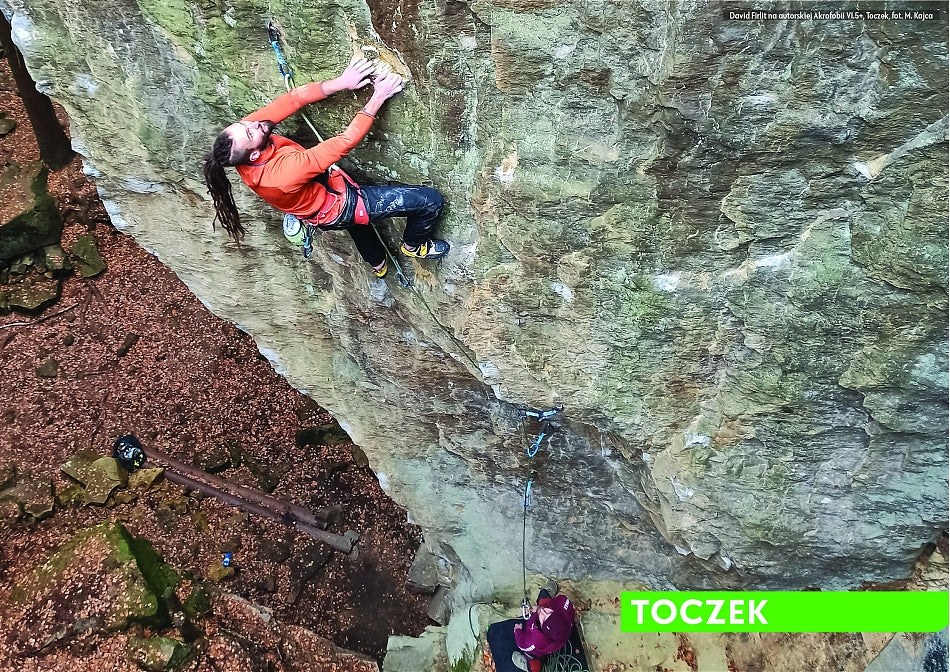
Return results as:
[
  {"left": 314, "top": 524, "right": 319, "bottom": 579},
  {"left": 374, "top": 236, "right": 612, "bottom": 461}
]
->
[{"left": 0, "top": 55, "right": 430, "bottom": 670}]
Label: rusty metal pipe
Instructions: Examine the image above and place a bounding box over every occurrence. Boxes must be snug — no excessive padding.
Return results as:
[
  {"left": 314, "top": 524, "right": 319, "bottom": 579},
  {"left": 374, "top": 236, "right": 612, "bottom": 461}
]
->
[{"left": 147, "top": 449, "right": 356, "bottom": 553}]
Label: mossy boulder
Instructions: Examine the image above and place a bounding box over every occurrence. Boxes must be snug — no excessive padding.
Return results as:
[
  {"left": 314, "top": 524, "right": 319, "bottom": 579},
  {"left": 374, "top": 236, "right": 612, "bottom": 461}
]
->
[
  {"left": 5, "top": 272, "right": 61, "bottom": 313},
  {"left": 70, "top": 233, "right": 106, "bottom": 277},
  {"left": 181, "top": 582, "right": 211, "bottom": 620},
  {"left": 129, "top": 467, "right": 165, "bottom": 491},
  {"left": 0, "top": 160, "right": 62, "bottom": 261},
  {"left": 127, "top": 636, "right": 195, "bottom": 671},
  {"left": 61, "top": 451, "right": 129, "bottom": 504},
  {"left": 43, "top": 243, "right": 73, "bottom": 276},
  {"left": 4, "top": 522, "right": 180, "bottom": 653}
]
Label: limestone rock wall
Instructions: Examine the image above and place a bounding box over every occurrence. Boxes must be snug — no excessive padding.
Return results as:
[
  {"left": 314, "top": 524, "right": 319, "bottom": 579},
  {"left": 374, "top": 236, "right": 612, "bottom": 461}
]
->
[{"left": 2, "top": 0, "right": 946, "bottom": 606}]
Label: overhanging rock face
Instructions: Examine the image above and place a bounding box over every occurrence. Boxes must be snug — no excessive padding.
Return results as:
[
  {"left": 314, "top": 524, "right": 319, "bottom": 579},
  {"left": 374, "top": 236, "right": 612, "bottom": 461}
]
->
[{"left": 3, "top": 0, "right": 946, "bottom": 605}]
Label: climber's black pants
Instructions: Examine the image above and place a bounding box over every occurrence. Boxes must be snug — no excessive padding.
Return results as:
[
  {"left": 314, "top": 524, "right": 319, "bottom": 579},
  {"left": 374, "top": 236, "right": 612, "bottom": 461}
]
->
[{"left": 336, "top": 185, "right": 444, "bottom": 267}]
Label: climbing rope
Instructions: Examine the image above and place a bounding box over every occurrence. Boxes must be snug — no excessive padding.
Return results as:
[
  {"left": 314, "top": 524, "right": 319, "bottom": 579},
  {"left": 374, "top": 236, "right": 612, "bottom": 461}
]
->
[
  {"left": 266, "top": 34, "right": 583, "bottom": 662},
  {"left": 268, "top": 21, "right": 320, "bottom": 138},
  {"left": 542, "top": 648, "right": 590, "bottom": 672},
  {"left": 521, "top": 473, "right": 535, "bottom": 619},
  {"left": 518, "top": 404, "right": 563, "bottom": 620}
]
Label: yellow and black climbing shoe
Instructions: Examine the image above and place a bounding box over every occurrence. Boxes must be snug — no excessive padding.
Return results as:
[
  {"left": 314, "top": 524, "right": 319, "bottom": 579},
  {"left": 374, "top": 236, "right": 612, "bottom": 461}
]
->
[
  {"left": 400, "top": 239, "right": 450, "bottom": 260},
  {"left": 373, "top": 260, "right": 388, "bottom": 279}
]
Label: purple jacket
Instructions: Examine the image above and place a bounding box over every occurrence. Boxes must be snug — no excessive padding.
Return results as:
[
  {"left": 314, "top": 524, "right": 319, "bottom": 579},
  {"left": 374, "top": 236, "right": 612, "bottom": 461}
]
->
[{"left": 514, "top": 594, "right": 575, "bottom": 657}]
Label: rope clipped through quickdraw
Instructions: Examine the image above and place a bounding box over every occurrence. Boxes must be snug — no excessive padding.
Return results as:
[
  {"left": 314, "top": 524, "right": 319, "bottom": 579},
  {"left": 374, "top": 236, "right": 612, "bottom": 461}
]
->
[
  {"left": 267, "top": 23, "right": 291, "bottom": 80},
  {"left": 269, "top": 21, "right": 322, "bottom": 140},
  {"left": 519, "top": 405, "right": 563, "bottom": 457},
  {"left": 521, "top": 472, "right": 535, "bottom": 619},
  {"left": 266, "top": 21, "right": 482, "bottom": 371},
  {"left": 517, "top": 404, "right": 563, "bottom": 619}
]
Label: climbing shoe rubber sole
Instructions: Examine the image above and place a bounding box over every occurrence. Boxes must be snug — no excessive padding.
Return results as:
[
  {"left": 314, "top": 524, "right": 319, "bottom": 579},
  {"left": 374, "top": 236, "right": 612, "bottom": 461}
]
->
[{"left": 400, "top": 239, "right": 450, "bottom": 260}]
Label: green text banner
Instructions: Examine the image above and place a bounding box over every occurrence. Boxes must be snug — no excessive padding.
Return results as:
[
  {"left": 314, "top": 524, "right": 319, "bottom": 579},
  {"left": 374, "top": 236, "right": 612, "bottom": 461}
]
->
[{"left": 620, "top": 591, "right": 949, "bottom": 632}]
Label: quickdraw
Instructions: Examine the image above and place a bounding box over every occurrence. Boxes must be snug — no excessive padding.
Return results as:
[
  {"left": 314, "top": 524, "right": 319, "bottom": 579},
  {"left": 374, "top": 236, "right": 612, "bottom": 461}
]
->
[
  {"left": 519, "top": 405, "right": 563, "bottom": 457},
  {"left": 267, "top": 22, "right": 292, "bottom": 84},
  {"left": 518, "top": 405, "right": 563, "bottom": 421}
]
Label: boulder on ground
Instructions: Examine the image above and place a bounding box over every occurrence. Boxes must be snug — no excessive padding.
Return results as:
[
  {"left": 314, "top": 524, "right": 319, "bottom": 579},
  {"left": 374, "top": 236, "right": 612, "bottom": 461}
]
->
[
  {"left": 70, "top": 233, "right": 106, "bottom": 277},
  {"left": 6, "top": 273, "right": 60, "bottom": 313},
  {"left": 61, "top": 451, "right": 129, "bottom": 504},
  {"left": 0, "top": 468, "right": 54, "bottom": 521},
  {"left": 0, "top": 160, "right": 61, "bottom": 261},
  {"left": 383, "top": 626, "right": 448, "bottom": 672},
  {"left": 126, "top": 636, "right": 194, "bottom": 671},
  {"left": 4, "top": 521, "right": 179, "bottom": 654}
]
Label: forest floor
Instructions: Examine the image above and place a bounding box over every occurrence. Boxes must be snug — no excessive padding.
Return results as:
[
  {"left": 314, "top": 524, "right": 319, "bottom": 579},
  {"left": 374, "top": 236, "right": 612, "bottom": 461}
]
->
[{"left": 0, "top": 53, "right": 431, "bottom": 670}]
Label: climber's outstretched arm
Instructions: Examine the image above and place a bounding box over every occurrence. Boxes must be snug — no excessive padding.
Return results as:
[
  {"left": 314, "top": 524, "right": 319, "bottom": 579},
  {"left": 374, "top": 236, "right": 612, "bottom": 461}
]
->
[
  {"left": 244, "top": 56, "right": 376, "bottom": 123},
  {"left": 276, "top": 71, "right": 406, "bottom": 187}
]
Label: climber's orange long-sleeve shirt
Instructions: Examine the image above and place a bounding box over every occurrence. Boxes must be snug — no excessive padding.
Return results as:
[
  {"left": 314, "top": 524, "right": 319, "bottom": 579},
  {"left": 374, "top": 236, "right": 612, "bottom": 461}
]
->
[{"left": 235, "top": 82, "right": 375, "bottom": 218}]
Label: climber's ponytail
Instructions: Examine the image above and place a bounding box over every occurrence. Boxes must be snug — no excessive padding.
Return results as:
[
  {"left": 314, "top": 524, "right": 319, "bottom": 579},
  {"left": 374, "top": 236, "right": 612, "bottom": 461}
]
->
[{"left": 203, "top": 132, "right": 246, "bottom": 241}]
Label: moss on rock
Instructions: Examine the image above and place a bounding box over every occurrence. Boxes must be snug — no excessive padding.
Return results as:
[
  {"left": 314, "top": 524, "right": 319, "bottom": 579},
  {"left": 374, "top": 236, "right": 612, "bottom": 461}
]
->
[
  {"left": 0, "top": 160, "right": 62, "bottom": 261},
  {"left": 6, "top": 522, "right": 180, "bottom": 653}
]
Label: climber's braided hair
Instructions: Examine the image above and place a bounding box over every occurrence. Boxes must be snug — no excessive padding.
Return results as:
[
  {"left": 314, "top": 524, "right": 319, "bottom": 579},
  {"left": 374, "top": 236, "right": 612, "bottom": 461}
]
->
[{"left": 203, "top": 130, "right": 252, "bottom": 241}]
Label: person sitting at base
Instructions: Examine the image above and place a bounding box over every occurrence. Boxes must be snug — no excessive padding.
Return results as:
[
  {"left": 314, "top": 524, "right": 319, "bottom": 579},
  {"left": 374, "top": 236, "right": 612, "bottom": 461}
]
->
[
  {"left": 512, "top": 583, "right": 575, "bottom": 672},
  {"left": 202, "top": 56, "right": 449, "bottom": 278}
]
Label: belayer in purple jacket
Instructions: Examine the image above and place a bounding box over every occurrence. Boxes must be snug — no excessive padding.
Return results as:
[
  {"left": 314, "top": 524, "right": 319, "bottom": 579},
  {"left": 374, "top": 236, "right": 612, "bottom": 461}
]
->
[{"left": 514, "top": 592, "right": 575, "bottom": 662}]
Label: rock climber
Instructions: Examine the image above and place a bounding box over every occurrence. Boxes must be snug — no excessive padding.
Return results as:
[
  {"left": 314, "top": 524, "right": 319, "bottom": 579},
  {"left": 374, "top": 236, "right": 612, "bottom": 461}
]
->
[
  {"left": 202, "top": 56, "right": 449, "bottom": 278},
  {"left": 486, "top": 579, "right": 585, "bottom": 672},
  {"left": 512, "top": 584, "right": 576, "bottom": 672}
]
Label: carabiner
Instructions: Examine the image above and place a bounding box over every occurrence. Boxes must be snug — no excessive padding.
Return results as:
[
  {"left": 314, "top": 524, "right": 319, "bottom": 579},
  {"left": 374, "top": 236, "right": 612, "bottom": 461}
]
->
[{"left": 526, "top": 432, "right": 545, "bottom": 458}]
